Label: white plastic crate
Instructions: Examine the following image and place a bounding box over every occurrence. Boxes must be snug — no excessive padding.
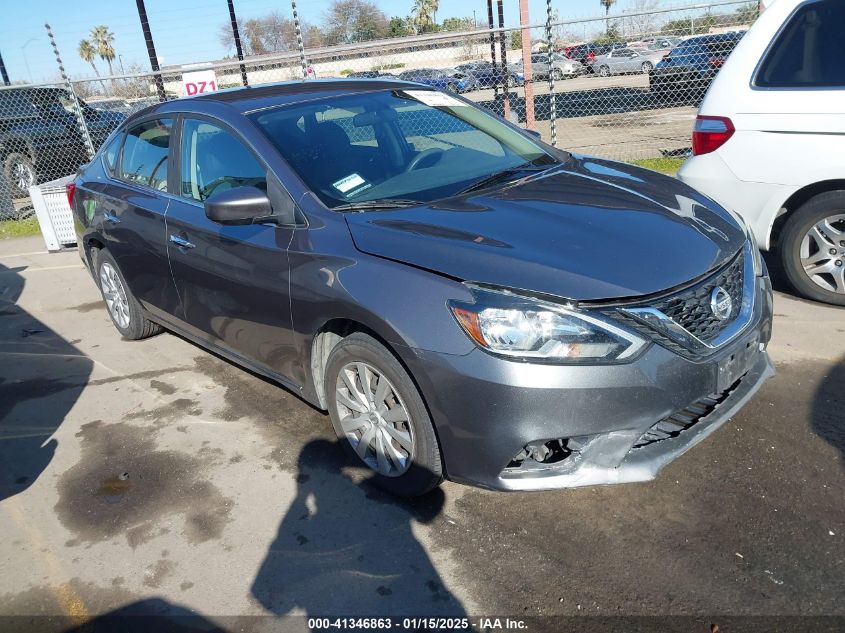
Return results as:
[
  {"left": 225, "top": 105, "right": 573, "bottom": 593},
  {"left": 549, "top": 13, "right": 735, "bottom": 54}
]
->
[{"left": 29, "top": 175, "right": 76, "bottom": 252}]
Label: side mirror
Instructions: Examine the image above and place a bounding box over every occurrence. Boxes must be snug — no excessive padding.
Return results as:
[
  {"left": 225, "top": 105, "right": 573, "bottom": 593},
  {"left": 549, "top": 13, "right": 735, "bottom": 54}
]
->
[
  {"left": 204, "top": 186, "right": 273, "bottom": 225},
  {"left": 524, "top": 128, "right": 542, "bottom": 139}
]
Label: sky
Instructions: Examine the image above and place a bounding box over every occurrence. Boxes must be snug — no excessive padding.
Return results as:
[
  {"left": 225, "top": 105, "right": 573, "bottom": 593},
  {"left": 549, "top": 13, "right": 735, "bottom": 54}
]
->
[{"left": 0, "top": 0, "right": 709, "bottom": 83}]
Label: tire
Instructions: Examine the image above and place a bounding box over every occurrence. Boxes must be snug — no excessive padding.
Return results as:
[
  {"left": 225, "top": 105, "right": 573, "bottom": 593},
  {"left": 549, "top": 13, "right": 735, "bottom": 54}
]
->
[
  {"left": 3, "top": 152, "right": 37, "bottom": 198},
  {"left": 641, "top": 61, "right": 653, "bottom": 74},
  {"left": 552, "top": 68, "right": 563, "bottom": 81},
  {"left": 445, "top": 82, "right": 457, "bottom": 93},
  {"left": 598, "top": 65, "right": 610, "bottom": 77},
  {"left": 779, "top": 191, "right": 845, "bottom": 306},
  {"left": 325, "top": 332, "right": 443, "bottom": 497},
  {"left": 94, "top": 249, "right": 163, "bottom": 339}
]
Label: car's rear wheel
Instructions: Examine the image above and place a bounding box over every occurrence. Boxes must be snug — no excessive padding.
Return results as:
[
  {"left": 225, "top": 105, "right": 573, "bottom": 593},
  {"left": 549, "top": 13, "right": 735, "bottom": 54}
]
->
[
  {"left": 95, "top": 249, "right": 163, "bottom": 339},
  {"left": 780, "top": 191, "right": 845, "bottom": 306},
  {"left": 4, "top": 152, "right": 37, "bottom": 198},
  {"left": 641, "top": 61, "right": 654, "bottom": 74},
  {"left": 445, "top": 82, "right": 457, "bottom": 93},
  {"left": 552, "top": 68, "right": 563, "bottom": 81},
  {"left": 325, "top": 332, "right": 443, "bottom": 497},
  {"left": 598, "top": 65, "right": 610, "bottom": 77}
]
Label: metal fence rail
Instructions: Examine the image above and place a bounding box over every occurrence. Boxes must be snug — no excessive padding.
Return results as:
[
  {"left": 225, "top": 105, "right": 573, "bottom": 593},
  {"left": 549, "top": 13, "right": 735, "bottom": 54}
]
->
[{"left": 0, "top": 0, "right": 757, "bottom": 221}]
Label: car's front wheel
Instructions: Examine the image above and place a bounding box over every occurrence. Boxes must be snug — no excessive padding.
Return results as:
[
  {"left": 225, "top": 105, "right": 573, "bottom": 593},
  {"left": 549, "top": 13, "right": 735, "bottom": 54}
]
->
[
  {"left": 780, "top": 191, "right": 845, "bottom": 306},
  {"left": 642, "top": 61, "right": 654, "bottom": 74},
  {"left": 325, "top": 332, "right": 443, "bottom": 497},
  {"left": 598, "top": 65, "right": 610, "bottom": 77},
  {"left": 95, "top": 249, "right": 163, "bottom": 339}
]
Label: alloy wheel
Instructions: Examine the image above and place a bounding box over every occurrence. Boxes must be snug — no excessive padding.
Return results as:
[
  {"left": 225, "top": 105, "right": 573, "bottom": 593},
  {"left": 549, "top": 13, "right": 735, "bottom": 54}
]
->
[
  {"left": 12, "top": 160, "right": 34, "bottom": 192},
  {"left": 800, "top": 214, "right": 845, "bottom": 295},
  {"left": 334, "top": 361, "right": 414, "bottom": 477},
  {"left": 100, "top": 262, "right": 131, "bottom": 329}
]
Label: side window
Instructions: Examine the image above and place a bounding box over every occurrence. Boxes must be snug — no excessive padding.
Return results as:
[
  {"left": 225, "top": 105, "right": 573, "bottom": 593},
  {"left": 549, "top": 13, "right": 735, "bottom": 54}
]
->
[
  {"left": 120, "top": 118, "right": 173, "bottom": 191},
  {"left": 756, "top": 0, "right": 845, "bottom": 88},
  {"left": 180, "top": 119, "right": 266, "bottom": 202},
  {"left": 102, "top": 131, "right": 124, "bottom": 175}
]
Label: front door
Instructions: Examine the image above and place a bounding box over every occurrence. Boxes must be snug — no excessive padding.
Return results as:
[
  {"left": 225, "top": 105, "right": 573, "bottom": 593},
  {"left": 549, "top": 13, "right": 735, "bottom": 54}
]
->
[{"left": 164, "top": 117, "right": 298, "bottom": 379}]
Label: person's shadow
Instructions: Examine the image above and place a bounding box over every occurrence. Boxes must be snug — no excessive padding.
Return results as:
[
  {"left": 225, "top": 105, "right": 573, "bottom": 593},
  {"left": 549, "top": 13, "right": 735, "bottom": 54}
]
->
[
  {"left": 812, "top": 356, "right": 844, "bottom": 464},
  {"left": 0, "top": 263, "right": 93, "bottom": 502},
  {"left": 251, "top": 439, "right": 466, "bottom": 616}
]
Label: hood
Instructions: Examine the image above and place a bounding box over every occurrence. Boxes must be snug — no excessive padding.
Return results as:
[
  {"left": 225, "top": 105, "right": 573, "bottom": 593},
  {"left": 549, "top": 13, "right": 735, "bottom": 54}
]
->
[{"left": 345, "top": 155, "right": 746, "bottom": 302}]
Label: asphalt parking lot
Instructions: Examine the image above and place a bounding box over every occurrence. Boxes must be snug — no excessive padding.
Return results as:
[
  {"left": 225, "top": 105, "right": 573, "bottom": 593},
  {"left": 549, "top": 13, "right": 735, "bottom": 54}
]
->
[{"left": 0, "top": 235, "right": 843, "bottom": 630}]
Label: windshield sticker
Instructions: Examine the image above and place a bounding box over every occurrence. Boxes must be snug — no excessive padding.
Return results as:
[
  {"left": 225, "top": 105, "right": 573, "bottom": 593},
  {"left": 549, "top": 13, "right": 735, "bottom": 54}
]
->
[
  {"left": 333, "top": 173, "right": 367, "bottom": 194},
  {"left": 402, "top": 90, "right": 467, "bottom": 108}
]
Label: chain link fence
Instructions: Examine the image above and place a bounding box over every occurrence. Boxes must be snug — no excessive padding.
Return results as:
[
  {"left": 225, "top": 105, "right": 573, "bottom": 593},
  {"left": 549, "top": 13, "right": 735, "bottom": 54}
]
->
[{"left": 0, "top": 0, "right": 757, "bottom": 222}]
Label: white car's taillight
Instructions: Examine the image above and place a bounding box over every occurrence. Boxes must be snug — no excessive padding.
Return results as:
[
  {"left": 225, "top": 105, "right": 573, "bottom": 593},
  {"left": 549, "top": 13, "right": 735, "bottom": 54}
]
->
[{"left": 692, "top": 115, "right": 735, "bottom": 156}]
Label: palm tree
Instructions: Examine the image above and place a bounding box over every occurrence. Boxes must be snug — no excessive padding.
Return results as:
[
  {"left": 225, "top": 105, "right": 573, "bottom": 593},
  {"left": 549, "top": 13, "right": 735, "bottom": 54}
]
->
[
  {"left": 412, "top": 0, "right": 439, "bottom": 34},
  {"left": 78, "top": 39, "right": 107, "bottom": 91},
  {"left": 600, "top": 0, "right": 617, "bottom": 34},
  {"left": 90, "top": 26, "right": 116, "bottom": 77}
]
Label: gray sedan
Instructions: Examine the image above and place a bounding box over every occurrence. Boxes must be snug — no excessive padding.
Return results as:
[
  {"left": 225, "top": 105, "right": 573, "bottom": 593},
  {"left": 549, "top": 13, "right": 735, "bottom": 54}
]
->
[{"left": 593, "top": 47, "right": 664, "bottom": 76}]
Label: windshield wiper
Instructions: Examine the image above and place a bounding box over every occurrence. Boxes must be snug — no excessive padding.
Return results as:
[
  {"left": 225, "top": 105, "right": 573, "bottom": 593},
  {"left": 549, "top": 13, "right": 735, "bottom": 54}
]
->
[
  {"left": 457, "top": 161, "right": 557, "bottom": 195},
  {"left": 332, "top": 198, "right": 422, "bottom": 212}
]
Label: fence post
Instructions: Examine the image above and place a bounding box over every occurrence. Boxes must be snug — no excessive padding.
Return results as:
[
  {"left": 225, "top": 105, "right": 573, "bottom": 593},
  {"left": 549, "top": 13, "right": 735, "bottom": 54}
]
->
[
  {"left": 227, "top": 0, "right": 249, "bottom": 87},
  {"left": 45, "top": 23, "right": 95, "bottom": 160},
  {"left": 291, "top": 0, "right": 309, "bottom": 79},
  {"left": 496, "top": 0, "right": 511, "bottom": 122},
  {"left": 545, "top": 0, "right": 557, "bottom": 146},
  {"left": 487, "top": 0, "right": 499, "bottom": 101}
]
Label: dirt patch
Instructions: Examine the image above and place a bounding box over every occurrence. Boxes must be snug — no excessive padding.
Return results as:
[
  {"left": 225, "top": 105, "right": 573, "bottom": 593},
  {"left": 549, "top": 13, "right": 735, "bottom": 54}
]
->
[
  {"left": 123, "top": 398, "right": 202, "bottom": 425},
  {"left": 69, "top": 300, "right": 105, "bottom": 313},
  {"left": 54, "top": 420, "right": 232, "bottom": 546},
  {"left": 0, "top": 577, "right": 136, "bottom": 618},
  {"left": 150, "top": 379, "right": 177, "bottom": 395},
  {"left": 143, "top": 559, "right": 177, "bottom": 588}
]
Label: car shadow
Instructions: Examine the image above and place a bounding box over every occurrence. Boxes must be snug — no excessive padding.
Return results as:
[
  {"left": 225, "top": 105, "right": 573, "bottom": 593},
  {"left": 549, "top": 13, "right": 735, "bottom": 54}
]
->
[
  {"left": 812, "top": 355, "right": 845, "bottom": 464},
  {"left": 0, "top": 262, "right": 93, "bottom": 501},
  {"left": 250, "top": 438, "right": 467, "bottom": 617}
]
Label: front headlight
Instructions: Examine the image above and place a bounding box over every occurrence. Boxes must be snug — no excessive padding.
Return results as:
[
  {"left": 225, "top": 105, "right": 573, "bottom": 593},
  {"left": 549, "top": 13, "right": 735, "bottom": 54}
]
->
[{"left": 449, "top": 286, "right": 647, "bottom": 363}]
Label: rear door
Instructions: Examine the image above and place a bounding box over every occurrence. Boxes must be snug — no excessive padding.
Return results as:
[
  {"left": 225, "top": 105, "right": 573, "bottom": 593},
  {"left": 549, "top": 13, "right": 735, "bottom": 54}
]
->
[
  {"left": 164, "top": 116, "right": 299, "bottom": 378},
  {"left": 99, "top": 117, "right": 180, "bottom": 321}
]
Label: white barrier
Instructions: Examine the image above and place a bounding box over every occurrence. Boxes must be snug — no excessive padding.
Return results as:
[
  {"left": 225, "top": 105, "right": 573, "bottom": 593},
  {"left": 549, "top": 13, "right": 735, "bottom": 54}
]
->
[{"left": 29, "top": 176, "right": 76, "bottom": 252}]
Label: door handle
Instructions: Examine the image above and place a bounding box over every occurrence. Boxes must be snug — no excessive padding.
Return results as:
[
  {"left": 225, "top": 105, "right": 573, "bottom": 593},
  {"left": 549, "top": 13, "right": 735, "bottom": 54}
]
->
[
  {"left": 103, "top": 211, "right": 120, "bottom": 224},
  {"left": 169, "top": 234, "right": 196, "bottom": 249}
]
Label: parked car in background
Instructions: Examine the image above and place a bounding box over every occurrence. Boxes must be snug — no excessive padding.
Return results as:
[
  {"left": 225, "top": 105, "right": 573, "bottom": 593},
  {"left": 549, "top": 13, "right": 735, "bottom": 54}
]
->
[
  {"left": 454, "top": 61, "right": 524, "bottom": 87},
  {"left": 563, "top": 42, "right": 626, "bottom": 73},
  {"left": 650, "top": 32, "right": 745, "bottom": 100},
  {"left": 679, "top": 0, "right": 845, "bottom": 306},
  {"left": 397, "top": 68, "right": 473, "bottom": 92},
  {"left": 592, "top": 47, "right": 664, "bottom": 76},
  {"left": 0, "top": 87, "right": 125, "bottom": 197},
  {"left": 70, "top": 78, "right": 772, "bottom": 496},
  {"left": 87, "top": 97, "right": 135, "bottom": 115},
  {"left": 509, "top": 53, "right": 582, "bottom": 81},
  {"left": 441, "top": 68, "right": 481, "bottom": 92}
]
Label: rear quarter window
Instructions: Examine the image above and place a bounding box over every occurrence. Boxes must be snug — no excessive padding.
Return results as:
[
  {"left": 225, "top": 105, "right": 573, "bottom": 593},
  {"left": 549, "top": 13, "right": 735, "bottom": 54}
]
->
[{"left": 756, "top": 0, "right": 845, "bottom": 88}]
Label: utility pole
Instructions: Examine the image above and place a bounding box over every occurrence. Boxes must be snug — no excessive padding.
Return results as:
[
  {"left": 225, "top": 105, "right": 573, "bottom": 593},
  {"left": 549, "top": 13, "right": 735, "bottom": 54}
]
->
[
  {"left": 135, "top": 0, "right": 166, "bottom": 101},
  {"left": 227, "top": 0, "right": 249, "bottom": 86},
  {"left": 0, "top": 51, "right": 10, "bottom": 86},
  {"left": 519, "top": 0, "right": 535, "bottom": 130}
]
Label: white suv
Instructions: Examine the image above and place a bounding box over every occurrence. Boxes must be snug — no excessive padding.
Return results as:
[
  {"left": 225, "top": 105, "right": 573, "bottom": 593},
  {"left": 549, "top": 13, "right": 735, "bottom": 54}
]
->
[{"left": 678, "top": 0, "right": 845, "bottom": 305}]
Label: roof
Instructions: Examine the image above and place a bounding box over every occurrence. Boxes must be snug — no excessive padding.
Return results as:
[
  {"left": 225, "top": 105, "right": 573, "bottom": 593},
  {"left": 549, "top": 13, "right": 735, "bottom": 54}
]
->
[{"left": 184, "top": 78, "right": 424, "bottom": 113}]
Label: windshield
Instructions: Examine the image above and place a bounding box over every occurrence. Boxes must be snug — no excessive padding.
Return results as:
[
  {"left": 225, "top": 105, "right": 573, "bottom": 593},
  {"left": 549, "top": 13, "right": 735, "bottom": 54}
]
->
[{"left": 249, "top": 89, "right": 555, "bottom": 209}]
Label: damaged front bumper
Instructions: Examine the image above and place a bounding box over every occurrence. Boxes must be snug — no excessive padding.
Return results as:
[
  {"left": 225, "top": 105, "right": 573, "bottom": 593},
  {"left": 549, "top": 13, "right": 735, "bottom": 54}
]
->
[{"left": 404, "top": 276, "right": 774, "bottom": 491}]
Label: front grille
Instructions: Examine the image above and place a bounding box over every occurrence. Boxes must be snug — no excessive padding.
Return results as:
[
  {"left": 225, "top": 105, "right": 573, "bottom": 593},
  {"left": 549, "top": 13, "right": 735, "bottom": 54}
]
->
[
  {"left": 651, "top": 252, "right": 744, "bottom": 343},
  {"left": 608, "top": 250, "right": 746, "bottom": 356},
  {"left": 632, "top": 378, "right": 740, "bottom": 449}
]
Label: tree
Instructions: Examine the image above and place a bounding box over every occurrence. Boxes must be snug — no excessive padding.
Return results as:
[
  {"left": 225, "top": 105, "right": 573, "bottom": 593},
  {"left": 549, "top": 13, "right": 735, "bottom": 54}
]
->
[
  {"left": 735, "top": 2, "right": 759, "bottom": 25},
  {"left": 322, "top": 0, "right": 389, "bottom": 45},
  {"left": 218, "top": 12, "right": 298, "bottom": 56},
  {"left": 600, "top": 0, "right": 617, "bottom": 34},
  {"left": 77, "top": 39, "right": 107, "bottom": 91},
  {"left": 90, "top": 26, "right": 116, "bottom": 76},
  {"left": 623, "top": 0, "right": 660, "bottom": 39},
  {"left": 412, "top": 0, "right": 439, "bottom": 34},
  {"left": 440, "top": 16, "right": 473, "bottom": 32},
  {"left": 388, "top": 16, "right": 414, "bottom": 37}
]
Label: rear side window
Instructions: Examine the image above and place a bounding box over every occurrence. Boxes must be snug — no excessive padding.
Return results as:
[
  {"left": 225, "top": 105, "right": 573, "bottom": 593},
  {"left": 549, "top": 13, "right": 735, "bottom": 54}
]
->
[
  {"left": 102, "top": 132, "right": 123, "bottom": 175},
  {"left": 756, "top": 0, "right": 845, "bottom": 88},
  {"left": 120, "top": 118, "right": 173, "bottom": 191}
]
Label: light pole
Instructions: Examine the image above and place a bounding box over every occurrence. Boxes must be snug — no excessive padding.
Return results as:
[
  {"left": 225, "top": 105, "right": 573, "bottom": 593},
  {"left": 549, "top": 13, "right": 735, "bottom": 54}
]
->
[{"left": 21, "top": 37, "right": 37, "bottom": 84}]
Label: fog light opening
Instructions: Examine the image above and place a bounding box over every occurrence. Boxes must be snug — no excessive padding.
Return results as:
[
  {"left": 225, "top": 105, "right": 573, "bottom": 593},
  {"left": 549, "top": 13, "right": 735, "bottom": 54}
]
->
[{"left": 508, "top": 439, "right": 574, "bottom": 470}]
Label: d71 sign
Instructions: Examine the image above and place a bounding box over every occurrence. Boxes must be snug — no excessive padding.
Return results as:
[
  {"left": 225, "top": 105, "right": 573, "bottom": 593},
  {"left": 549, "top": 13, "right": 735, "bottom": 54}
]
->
[{"left": 182, "top": 69, "right": 219, "bottom": 96}]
